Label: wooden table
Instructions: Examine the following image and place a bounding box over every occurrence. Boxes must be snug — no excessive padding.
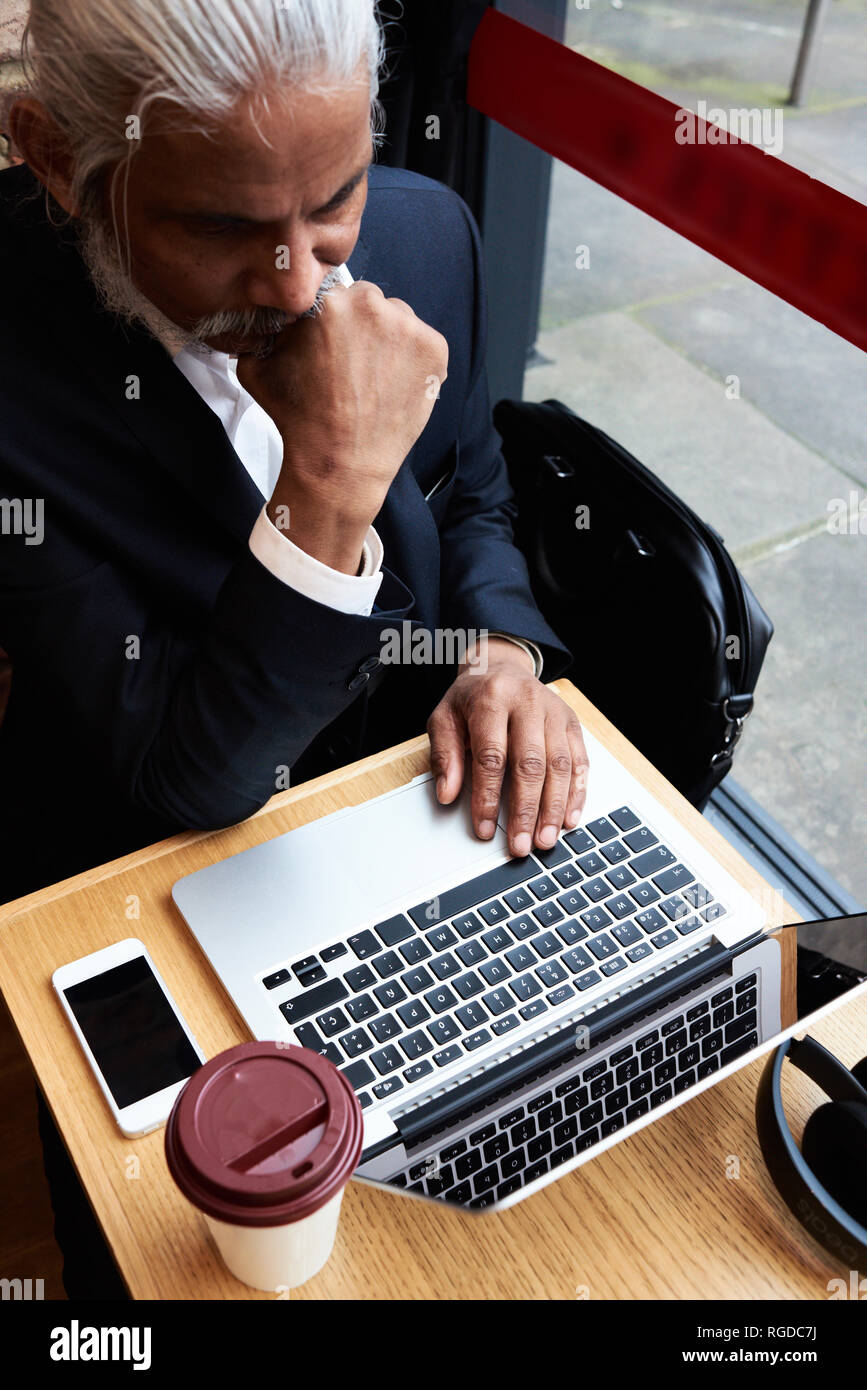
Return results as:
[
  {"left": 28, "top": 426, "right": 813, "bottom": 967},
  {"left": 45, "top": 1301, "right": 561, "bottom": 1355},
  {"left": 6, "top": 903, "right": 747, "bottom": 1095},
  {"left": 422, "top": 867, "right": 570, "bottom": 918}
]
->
[{"left": 3, "top": 677, "right": 853, "bottom": 1300}]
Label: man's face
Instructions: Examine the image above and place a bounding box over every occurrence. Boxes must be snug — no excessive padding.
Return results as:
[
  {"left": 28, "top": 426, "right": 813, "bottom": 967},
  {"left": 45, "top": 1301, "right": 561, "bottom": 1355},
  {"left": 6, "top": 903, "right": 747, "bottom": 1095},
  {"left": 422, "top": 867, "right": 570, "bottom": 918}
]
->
[{"left": 94, "top": 76, "right": 373, "bottom": 355}]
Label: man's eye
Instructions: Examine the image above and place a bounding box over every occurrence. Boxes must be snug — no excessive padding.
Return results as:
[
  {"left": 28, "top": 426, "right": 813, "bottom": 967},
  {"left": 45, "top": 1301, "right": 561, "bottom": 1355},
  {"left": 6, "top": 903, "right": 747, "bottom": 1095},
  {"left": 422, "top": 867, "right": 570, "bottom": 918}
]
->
[{"left": 190, "top": 222, "right": 240, "bottom": 237}]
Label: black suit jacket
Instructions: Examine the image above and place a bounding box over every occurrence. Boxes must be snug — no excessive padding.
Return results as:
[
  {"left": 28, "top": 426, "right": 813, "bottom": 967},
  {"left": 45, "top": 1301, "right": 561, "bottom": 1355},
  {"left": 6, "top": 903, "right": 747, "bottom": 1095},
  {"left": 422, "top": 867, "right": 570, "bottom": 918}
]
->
[{"left": 0, "top": 160, "right": 571, "bottom": 901}]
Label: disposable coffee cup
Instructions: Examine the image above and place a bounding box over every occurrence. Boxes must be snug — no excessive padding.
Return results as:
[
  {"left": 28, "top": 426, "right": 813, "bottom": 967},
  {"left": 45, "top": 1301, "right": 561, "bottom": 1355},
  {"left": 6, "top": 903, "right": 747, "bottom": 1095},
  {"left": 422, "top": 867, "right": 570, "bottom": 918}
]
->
[{"left": 165, "top": 1041, "right": 363, "bottom": 1291}]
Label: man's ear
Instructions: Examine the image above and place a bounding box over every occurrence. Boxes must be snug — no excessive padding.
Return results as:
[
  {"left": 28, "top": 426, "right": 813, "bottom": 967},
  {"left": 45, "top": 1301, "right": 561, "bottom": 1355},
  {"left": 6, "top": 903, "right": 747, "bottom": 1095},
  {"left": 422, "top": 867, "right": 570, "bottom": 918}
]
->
[{"left": 7, "top": 96, "right": 79, "bottom": 214}]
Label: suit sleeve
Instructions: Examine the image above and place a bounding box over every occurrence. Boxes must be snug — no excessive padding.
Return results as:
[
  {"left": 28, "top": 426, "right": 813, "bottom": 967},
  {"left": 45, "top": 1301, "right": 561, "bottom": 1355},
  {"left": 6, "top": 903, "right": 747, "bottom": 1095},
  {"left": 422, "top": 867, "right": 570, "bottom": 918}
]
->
[
  {"left": 436, "top": 196, "right": 573, "bottom": 681},
  {"left": 0, "top": 532, "right": 414, "bottom": 835}
]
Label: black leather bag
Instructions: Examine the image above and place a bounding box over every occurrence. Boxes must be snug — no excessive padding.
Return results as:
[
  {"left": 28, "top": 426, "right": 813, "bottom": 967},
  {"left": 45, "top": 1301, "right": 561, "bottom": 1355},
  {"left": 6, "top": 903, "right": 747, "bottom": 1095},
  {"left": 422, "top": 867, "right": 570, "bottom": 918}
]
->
[{"left": 494, "top": 397, "right": 774, "bottom": 811}]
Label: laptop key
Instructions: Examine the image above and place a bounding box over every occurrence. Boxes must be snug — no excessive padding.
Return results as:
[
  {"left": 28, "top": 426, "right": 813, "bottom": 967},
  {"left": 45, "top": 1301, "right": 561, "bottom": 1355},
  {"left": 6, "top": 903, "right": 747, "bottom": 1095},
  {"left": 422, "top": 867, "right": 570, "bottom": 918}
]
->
[
  {"left": 316, "top": 1008, "right": 350, "bottom": 1037},
  {"left": 712, "top": 986, "right": 733, "bottom": 1006},
  {"left": 456, "top": 1001, "right": 488, "bottom": 1031},
  {"left": 583, "top": 877, "right": 612, "bottom": 902},
  {"left": 425, "top": 925, "right": 457, "bottom": 952},
  {"left": 554, "top": 1116, "right": 578, "bottom": 1145},
  {"left": 400, "top": 938, "right": 431, "bottom": 964},
  {"left": 341, "top": 1059, "right": 375, "bottom": 1091},
  {"left": 520, "top": 999, "right": 547, "bottom": 1021},
  {"left": 580, "top": 907, "right": 611, "bottom": 933},
  {"left": 279, "top": 978, "right": 349, "bottom": 1026},
  {"left": 404, "top": 1060, "right": 434, "bottom": 1084},
  {"left": 577, "top": 851, "right": 606, "bottom": 875},
  {"left": 601, "top": 1114, "right": 625, "bottom": 1137},
  {"left": 660, "top": 895, "right": 691, "bottom": 922},
  {"left": 503, "top": 886, "right": 534, "bottom": 913},
  {"left": 701, "top": 1030, "right": 723, "bottom": 1057},
  {"left": 296, "top": 964, "right": 326, "bottom": 986},
  {"left": 506, "top": 943, "right": 537, "bottom": 971},
  {"left": 563, "top": 828, "right": 595, "bottom": 854},
  {"left": 735, "top": 973, "right": 757, "bottom": 995},
  {"left": 339, "top": 1028, "right": 373, "bottom": 1057},
  {"left": 433, "top": 1044, "right": 463, "bottom": 1068},
  {"left": 483, "top": 987, "right": 514, "bottom": 1016},
  {"left": 725, "top": 1011, "right": 757, "bottom": 1044},
  {"left": 402, "top": 966, "right": 435, "bottom": 994},
  {"left": 635, "top": 908, "right": 666, "bottom": 934},
  {"left": 601, "top": 840, "right": 630, "bottom": 864},
  {"left": 348, "top": 931, "right": 380, "bottom": 960},
  {"left": 689, "top": 1016, "right": 712, "bottom": 1041},
  {"left": 511, "top": 973, "right": 542, "bottom": 1001},
  {"left": 371, "top": 1045, "right": 403, "bottom": 1075},
  {"left": 537, "top": 960, "right": 568, "bottom": 987},
  {"left": 452, "top": 912, "right": 483, "bottom": 938},
  {"left": 529, "top": 875, "right": 558, "bottom": 900},
  {"left": 557, "top": 889, "right": 589, "bottom": 916},
  {"left": 575, "top": 969, "right": 602, "bottom": 990},
  {"left": 320, "top": 943, "right": 348, "bottom": 963},
  {"left": 346, "top": 994, "right": 378, "bottom": 1023},
  {"left": 702, "top": 902, "right": 726, "bottom": 922},
  {"left": 464, "top": 1029, "right": 492, "bottom": 1051},
  {"left": 430, "top": 952, "right": 461, "bottom": 980},
  {"left": 397, "top": 999, "right": 430, "bottom": 1027},
  {"left": 453, "top": 971, "right": 484, "bottom": 1000},
  {"left": 683, "top": 884, "right": 713, "bottom": 908},
  {"left": 697, "top": 1056, "right": 720, "bottom": 1080},
  {"left": 554, "top": 862, "right": 582, "bottom": 888},
  {"left": 456, "top": 939, "right": 487, "bottom": 967},
  {"left": 538, "top": 1101, "right": 563, "bottom": 1129},
  {"left": 532, "top": 901, "right": 565, "bottom": 927},
  {"left": 373, "top": 1077, "right": 403, "bottom": 1101},
  {"left": 676, "top": 915, "right": 704, "bottom": 936},
  {"left": 479, "top": 957, "right": 511, "bottom": 985},
  {"left": 482, "top": 926, "right": 513, "bottom": 953},
  {"left": 625, "top": 1098, "right": 649, "bottom": 1122},
  {"left": 557, "top": 919, "right": 588, "bottom": 945},
  {"left": 478, "top": 899, "right": 508, "bottom": 925},
  {"left": 630, "top": 882, "right": 660, "bottom": 908},
  {"left": 624, "top": 826, "right": 657, "bottom": 852},
  {"left": 611, "top": 922, "right": 643, "bottom": 948},
  {"left": 359, "top": 1092, "right": 373, "bottom": 1110},
  {"left": 606, "top": 894, "right": 635, "bottom": 920},
  {"left": 428, "top": 1016, "right": 461, "bottom": 1045},
  {"left": 650, "top": 1084, "right": 673, "bottom": 1109},
  {"left": 293, "top": 1022, "right": 327, "bottom": 1053},
  {"left": 424, "top": 985, "right": 458, "bottom": 1014},
  {"left": 650, "top": 929, "right": 678, "bottom": 949},
  {"left": 630, "top": 846, "right": 676, "bottom": 877},
  {"left": 653, "top": 864, "right": 695, "bottom": 894},
  {"left": 674, "top": 1070, "right": 695, "bottom": 1095},
  {"left": 374, "top": 914, "right": 416, "bottom": 947},
  {"left": 616, "top": 1057, "right": 639, "bottom": 1083},
  {"left": 610, "top": 806, "right": 641, "bottom": 831},
  {"left": 587, "top": 933, "right": 618, "bottom": 960},
  {"left": 630, "top": 1074, "right": 653, "bottom": 1099},
  {"left": 587, "top": 816, "right": 619, "bottom": 842},
  {"left": 374, "top": 981, "right": 406, "bottom": 1009},
  {"left": 372, "top": 951, "right": 404, "bottom": 979},
  {"left": 509, "top": 914, "right": 541, "bottom": 940},
  {"left": 547, "top": 985, "right": 575, "bottom": 1007},
  {"left": 551, "top": 1141, "right": 575, "bottom": 1167},
  {"left": 533, "top": 931, "right": 562, "bottom": 959},
  {"left": 369, "top": 1013, "right": 402, "bottom": 1043},
  {"left": 605, "top": 866, "right": 637, "bottom": 891},
  {"left": 492, "top": 1013, "right": 520, "bottom": 1036},
  {"left": 263, "top": 969, "right": 291, "bottom": 990},
  {"left": 401, "top": 1030, "right": 434, "bottom": 1059},
  {"left": 601, "top": 958, "right": 627, "bottom": 977},
  {"left": 344, "top": 965, "right": 376, "bottom": 992},
  {"left": 534, "top": 840, "right": 571, "bottom": 868},
  {"left": 661, "top": 1016, "right": 685, "bottom": 1036}
]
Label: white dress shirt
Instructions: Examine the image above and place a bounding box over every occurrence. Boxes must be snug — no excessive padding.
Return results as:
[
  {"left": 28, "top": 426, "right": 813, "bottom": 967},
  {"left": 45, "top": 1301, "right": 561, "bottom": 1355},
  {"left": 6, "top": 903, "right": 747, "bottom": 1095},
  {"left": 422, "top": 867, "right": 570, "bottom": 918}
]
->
[{"left": 142, "top": 265, "right": 543, "bottom": 673}]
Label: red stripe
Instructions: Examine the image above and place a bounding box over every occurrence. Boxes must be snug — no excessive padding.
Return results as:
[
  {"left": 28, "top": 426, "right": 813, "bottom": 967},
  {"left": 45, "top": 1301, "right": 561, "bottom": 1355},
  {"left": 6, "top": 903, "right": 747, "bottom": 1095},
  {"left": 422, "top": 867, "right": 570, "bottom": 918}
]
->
[{"left": 467, "top": 9, "right": 867, "bottom": 352}]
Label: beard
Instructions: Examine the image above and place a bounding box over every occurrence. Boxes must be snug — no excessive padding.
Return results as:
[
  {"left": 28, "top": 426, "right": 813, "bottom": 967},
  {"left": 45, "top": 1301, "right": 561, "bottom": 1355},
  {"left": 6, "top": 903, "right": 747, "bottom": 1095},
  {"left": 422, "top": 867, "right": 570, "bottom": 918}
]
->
[{"left": 74, "top": 211, "right": 345, "bottom": 357}]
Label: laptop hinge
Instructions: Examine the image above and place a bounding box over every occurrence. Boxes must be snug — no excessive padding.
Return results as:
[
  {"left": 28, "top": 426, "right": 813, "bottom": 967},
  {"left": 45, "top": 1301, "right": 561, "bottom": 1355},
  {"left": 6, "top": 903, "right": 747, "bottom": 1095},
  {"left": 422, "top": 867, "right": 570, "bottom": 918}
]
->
[{"left": 393, "top": 937, "right": 753, "bottom": 1151}]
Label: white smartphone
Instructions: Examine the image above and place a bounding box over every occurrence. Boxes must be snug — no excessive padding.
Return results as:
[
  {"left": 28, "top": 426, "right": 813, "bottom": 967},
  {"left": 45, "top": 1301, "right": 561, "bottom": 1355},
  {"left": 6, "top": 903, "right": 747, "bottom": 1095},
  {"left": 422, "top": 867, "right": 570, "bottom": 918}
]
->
[{"left": 52, "top": 938, "right": 205, "bottom": 1137}]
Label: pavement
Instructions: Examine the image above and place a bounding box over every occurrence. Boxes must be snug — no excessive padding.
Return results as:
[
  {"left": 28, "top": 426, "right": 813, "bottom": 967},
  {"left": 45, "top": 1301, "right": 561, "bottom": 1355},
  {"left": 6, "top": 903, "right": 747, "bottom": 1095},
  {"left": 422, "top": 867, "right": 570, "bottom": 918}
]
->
[{"left": 523, "top": 0, "right": 867, "bottom": 930}]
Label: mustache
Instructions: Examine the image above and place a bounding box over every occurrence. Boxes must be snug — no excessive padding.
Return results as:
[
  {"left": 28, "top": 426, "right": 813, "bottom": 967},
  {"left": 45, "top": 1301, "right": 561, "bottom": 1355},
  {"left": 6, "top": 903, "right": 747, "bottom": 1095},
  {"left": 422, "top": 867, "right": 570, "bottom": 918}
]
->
[{"left": 191, "top": 266, "right": 346, "bottom": 355}]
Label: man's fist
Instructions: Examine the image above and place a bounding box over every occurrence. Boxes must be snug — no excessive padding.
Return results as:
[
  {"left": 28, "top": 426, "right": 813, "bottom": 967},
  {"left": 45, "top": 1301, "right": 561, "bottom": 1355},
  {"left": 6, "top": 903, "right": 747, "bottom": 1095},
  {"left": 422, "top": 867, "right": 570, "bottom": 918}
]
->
[{"left": 236, "top": 282, "right": 448, "bottom": 571}]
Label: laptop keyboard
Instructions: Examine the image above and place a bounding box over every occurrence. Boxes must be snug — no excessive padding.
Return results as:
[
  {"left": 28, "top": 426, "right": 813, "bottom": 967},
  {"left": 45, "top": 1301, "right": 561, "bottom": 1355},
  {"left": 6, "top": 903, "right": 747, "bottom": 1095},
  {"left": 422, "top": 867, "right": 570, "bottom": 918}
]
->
[
  {"left": 261, "top": 806, "right": 728, "bottom": 1106},
  {"left": 263, "top": 802, "right": 730, "bottom": 1112},
  {"left": 386, "top": 971, "right": 760, "bottom": 1208}
]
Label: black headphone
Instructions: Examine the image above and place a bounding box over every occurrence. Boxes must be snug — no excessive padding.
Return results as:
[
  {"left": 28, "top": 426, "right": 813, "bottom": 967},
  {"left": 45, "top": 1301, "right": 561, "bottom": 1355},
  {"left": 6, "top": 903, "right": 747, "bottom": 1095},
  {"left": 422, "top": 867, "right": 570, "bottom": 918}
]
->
[{"left": 756, "top": 1035, "right": 867, "bottom": 1266}]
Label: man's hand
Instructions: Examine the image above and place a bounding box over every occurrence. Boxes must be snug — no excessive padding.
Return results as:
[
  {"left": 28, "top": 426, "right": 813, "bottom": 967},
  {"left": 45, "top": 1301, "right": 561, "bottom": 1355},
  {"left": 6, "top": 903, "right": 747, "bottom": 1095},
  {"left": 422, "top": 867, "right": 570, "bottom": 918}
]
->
[
  {"left": 427, "top": 637, "right": 590, "bottom": 857},
  {"left": 236, "top": 282, "right": 448, "bottom": 574}
]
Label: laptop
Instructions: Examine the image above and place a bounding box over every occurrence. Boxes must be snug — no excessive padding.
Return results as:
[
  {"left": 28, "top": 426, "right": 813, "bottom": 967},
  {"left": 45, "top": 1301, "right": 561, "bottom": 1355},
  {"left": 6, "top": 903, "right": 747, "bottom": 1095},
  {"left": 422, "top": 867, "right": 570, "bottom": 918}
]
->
[{"left": 169, "top": 719, "right": 800, "bottom": 1210}]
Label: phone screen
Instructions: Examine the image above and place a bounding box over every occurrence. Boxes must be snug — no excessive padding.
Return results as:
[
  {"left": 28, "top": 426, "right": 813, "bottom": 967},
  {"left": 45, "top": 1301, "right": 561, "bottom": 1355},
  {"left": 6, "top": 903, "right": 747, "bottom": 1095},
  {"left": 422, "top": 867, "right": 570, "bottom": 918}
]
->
[{"left": 63, "top": 956, "right": 201, "bottom": 1109}]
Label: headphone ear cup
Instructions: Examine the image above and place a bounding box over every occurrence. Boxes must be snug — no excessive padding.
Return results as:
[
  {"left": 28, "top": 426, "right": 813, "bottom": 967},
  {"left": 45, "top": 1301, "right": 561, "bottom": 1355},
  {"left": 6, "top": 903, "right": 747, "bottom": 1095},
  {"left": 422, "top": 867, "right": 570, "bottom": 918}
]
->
[
  {"left": 801, "top": 1101, "right": 867, "bottom": 1229},
  {"left": 850, "top": 1057, "right": 867, "bottom": 1092}
]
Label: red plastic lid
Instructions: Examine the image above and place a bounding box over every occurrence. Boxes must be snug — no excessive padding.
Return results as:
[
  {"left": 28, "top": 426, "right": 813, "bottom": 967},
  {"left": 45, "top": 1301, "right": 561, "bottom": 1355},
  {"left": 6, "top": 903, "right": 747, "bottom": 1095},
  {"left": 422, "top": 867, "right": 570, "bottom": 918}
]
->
[{"left": 164, "top": 1042, "right": 363, "bottom": 1227}]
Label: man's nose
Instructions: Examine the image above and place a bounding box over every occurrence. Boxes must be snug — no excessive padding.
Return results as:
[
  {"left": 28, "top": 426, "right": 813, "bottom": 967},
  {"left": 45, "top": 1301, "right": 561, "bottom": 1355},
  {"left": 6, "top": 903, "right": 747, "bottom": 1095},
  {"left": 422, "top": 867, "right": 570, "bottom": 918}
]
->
[{"left": 244, "top": 247, "right": 332, "bottom": 319}]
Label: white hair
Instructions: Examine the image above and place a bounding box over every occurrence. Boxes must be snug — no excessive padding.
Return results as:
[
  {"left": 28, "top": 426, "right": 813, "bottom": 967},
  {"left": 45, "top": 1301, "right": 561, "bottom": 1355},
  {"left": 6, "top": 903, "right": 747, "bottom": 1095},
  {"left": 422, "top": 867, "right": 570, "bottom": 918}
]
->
[{"left": 20, "top": 0, "right": 391, "bottom": 226}]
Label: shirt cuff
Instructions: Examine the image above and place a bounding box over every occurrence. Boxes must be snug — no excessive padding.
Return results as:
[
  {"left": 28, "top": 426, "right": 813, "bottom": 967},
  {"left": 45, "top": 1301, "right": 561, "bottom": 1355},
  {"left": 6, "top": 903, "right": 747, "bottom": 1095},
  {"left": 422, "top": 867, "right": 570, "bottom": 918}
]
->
[
  {"left": 248, "top": 505, "right": 384, "bottom": 616},
  {"left": 487, "top": 631, "right": 544, "bottom": 679}
]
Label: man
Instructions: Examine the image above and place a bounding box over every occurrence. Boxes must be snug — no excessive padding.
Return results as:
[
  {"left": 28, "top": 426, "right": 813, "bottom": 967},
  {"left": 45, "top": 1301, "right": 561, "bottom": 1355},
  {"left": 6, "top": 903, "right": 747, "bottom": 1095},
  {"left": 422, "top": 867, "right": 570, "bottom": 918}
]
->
[{"left": 1, "top": 0, "right": 587, "bottom": 1292}]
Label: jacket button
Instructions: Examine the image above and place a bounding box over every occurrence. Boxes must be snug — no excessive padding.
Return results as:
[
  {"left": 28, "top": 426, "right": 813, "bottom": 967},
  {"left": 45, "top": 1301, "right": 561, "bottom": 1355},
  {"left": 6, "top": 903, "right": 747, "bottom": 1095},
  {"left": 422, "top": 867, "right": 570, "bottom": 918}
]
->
[
  {"left": 359, "top": 655, "right": 381, "bottom": 673},
  {"left": 347, "top": 671, "right": 370, "bottom": 691}
]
